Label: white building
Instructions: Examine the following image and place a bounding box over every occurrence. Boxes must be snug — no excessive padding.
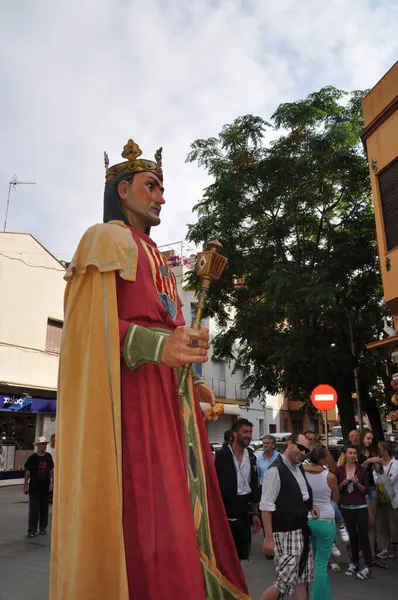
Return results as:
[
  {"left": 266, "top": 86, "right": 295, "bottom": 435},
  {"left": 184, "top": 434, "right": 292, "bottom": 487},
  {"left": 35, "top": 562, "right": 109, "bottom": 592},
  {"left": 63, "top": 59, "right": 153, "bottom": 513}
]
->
[
  {"left": 166, "top": 247, "right": 280, "bottom": 442},
  {"left": 0, "top": 232, "right": 65, "bottom": 475}
]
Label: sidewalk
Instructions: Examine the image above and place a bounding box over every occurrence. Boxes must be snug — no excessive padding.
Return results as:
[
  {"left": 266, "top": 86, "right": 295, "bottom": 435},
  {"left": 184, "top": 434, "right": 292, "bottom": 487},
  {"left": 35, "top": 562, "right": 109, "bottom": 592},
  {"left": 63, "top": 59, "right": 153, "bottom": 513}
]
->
[{"left": 1, "top": 485, "right": 398, "bottom": 599}]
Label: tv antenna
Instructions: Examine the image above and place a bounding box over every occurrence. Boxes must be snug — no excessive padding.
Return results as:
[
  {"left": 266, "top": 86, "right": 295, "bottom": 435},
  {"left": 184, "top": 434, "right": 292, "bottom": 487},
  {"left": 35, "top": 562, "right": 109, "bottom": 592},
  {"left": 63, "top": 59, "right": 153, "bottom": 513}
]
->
[{"left": 3, "top": 175, "right": 36, "bottom": 232}]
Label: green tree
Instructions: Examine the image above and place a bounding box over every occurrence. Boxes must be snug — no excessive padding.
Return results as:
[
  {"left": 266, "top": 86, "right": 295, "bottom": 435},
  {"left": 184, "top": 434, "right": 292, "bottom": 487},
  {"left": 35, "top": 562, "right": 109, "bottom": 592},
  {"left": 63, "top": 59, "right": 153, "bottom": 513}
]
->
[{"left": 187, "top": 86, "right": 388, "bottom": 440}]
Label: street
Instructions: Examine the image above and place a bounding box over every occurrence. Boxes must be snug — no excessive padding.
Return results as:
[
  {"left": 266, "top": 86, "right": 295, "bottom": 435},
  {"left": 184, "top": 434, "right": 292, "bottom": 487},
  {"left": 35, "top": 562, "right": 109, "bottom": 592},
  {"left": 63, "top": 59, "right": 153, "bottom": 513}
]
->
[{"left": 1, "top": 486, "right": 398, "bottom": 599}]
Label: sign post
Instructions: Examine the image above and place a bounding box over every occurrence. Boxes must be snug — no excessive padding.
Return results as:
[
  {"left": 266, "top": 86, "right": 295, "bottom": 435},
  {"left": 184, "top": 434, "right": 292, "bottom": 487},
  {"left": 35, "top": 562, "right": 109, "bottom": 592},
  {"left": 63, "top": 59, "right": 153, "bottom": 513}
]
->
[{"left": 311, "top": 384, "right": 338, "bottom": 449}]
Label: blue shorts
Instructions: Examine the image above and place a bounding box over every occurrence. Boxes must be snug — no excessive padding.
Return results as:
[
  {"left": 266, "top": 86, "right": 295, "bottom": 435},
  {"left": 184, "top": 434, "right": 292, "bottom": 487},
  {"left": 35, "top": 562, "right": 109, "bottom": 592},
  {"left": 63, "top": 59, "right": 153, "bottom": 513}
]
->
[{"left": 366, "top": 485, "right": 378, "bottom": 501}]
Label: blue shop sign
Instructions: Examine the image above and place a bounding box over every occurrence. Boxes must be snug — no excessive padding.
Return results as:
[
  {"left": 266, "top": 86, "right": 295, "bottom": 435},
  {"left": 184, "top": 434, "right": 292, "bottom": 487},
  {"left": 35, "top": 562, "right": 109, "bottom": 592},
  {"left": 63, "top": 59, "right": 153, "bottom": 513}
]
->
[{"left": 0, "top": 395, "right": 56, "bottom": 413}]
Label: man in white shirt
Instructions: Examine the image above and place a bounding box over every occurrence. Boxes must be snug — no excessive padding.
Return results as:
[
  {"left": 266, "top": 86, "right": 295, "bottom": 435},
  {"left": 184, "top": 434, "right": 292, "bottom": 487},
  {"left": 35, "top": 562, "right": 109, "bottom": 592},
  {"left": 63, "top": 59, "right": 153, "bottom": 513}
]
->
[
  {"left": 215, "top": 418, "right": 261, "bottom": 560},
  {"left": 260, "top": 433, "right": 319, "bottom": 600}
]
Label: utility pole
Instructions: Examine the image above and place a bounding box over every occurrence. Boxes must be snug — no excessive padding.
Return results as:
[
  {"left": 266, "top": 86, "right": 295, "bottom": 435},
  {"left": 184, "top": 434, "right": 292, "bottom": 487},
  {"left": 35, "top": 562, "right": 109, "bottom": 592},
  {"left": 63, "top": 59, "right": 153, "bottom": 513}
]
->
[
  {"left": 3, "top": 175, "right": 36, "bottom": 232},
  {"left": 347, "top": 309, "right": 364, "bottom": 431}
]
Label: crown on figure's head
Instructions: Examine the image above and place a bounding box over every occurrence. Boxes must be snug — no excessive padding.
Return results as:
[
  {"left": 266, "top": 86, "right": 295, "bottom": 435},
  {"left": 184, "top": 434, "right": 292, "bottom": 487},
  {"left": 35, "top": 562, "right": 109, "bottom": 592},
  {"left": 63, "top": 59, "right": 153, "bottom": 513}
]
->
[{"left": 104, "top": 139, "right": 163, "bottom": 182}]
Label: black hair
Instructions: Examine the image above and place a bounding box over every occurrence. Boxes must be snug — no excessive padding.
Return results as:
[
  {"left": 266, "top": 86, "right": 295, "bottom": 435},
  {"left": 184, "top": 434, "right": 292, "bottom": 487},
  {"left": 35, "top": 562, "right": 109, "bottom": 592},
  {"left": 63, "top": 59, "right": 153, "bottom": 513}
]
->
[
  {"left": 344, "top": 443, "right": 359, "bottom": 455},
  {"left": 231, "top": 418, "right": 253, "bottom": 433},
  {"left": 289, "top": 432, "right": 308, "bottom": 445},
  {"left": 224, "top": 429, "right": 232, "bottom": 444},
  {"left": 103, "top": 172, "right": 151, "bottom": 236},
  {"left": 304, "top": 430, "right": 317, "bottom": 437}
]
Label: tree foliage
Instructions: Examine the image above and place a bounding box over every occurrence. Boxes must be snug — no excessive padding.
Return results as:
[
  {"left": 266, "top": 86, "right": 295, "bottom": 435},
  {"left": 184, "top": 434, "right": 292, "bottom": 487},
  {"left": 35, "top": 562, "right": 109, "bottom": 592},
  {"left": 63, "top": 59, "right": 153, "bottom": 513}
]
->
[{"left": 186, "top": 86, "right": 390, "bottom": 438}]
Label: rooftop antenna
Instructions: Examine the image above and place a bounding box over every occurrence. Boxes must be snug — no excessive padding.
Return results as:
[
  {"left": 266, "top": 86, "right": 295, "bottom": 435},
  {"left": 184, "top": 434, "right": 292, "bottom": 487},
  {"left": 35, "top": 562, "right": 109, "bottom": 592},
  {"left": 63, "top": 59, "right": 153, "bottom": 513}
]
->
[{"left": 3, "top": 175, "right": 36, "bottom": 232}]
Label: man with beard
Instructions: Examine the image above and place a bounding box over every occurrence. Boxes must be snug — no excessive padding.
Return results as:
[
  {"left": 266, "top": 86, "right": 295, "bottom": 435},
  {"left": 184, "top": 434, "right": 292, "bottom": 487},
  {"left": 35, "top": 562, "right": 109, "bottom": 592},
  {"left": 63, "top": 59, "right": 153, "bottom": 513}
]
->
[
  {"left": 215, "top": 418, "right": 261, "bottom": 560},
  {"left": 50, "top": 138, "right": 250, "bottom": 600}
]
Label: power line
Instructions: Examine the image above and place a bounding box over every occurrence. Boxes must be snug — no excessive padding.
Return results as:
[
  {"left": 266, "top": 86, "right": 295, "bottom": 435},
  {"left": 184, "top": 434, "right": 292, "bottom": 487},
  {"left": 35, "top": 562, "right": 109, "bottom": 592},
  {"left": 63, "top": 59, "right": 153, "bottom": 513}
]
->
[{"left": 0, "top": 252, "right": 65, "bottom": 272}]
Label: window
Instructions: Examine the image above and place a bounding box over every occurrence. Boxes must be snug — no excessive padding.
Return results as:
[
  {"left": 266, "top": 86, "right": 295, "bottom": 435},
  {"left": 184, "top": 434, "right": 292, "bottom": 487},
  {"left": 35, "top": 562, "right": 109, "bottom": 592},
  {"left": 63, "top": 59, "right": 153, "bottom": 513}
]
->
[
  {"left": 379, "top": 159, "right": 398, "bottom": 251},
  {"left": 269, "top": 424, "right": 277, "bottom": 434},
  {"left": 292, "top": 419, "right": 303, "bottom": 433},
  {"left": 46, "top": 319, "right": 63, "bottom": 353},
  {"left": 283, "top": 419, "right": 289, "bottom": 433},
  {"left": 193, "top": 363, "right": 203, "bottom": 377},
  {"left": 259, "top": 419, "right": 264, "bottom": 438}
]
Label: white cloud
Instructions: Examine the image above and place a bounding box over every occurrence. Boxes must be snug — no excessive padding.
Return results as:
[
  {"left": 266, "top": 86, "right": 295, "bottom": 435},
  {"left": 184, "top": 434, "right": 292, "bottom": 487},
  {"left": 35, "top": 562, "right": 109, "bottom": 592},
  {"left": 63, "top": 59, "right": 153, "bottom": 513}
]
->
[{"left": 0, "top": 0, "right": 397, "bottom": 259}]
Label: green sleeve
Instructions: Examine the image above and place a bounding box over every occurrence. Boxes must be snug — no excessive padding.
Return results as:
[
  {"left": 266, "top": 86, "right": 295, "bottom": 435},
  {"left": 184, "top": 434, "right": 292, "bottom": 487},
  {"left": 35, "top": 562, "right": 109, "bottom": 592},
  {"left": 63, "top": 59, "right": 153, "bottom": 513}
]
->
[
  {"left": 191, "top": 367, "right": 206, "bottom": 387},
  {"left": 123, "top": 324, "right": 168, "bottom": 371}
]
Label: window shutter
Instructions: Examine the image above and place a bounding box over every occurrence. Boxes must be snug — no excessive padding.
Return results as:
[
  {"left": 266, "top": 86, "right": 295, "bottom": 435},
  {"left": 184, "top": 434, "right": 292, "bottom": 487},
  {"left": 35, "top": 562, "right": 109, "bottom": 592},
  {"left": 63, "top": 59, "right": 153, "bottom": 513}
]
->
[
  {"left": 46, "top": 319, "right": 63, "bottom": 353},
  {"left": 379, "top": 159, "right": 398, "bottom": 252}
]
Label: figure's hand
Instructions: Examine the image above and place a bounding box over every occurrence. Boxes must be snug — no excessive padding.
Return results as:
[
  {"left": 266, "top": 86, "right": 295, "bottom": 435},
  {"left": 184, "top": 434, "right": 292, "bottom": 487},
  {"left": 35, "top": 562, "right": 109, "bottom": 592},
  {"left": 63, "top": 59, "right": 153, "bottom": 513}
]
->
[
  {"left": 23, "top": 484, "right": 28, "bottom": 495},
  {"left": 252, "top": 515, "right": 262, "bottom": 534},
  {"left": 352, "top": 475, "right": 358, "bottom": 485},
  {"left": 311, "top": 507, "right": 320, "bottom": 520},
  {"left": 263, "top": 536, "right": 274, "bottom": 556},
  {"left": 161, "top": 327, "right": 210, "bottom": 368},
  {"left": 196, "top": 384, "right": 216, "bottom": 407}
]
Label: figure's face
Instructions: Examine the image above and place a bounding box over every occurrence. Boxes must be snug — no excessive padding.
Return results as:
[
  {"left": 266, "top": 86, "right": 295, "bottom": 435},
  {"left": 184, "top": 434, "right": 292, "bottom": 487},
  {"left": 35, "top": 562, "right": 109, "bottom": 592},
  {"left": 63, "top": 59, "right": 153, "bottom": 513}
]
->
[
  {"left": 286, "top": 434, "right": 310, "bottom": 464},
  {"left": 263, "top": 439, "right": 275, "bottom": 453},
  {"left": 118, "top": 172, "right": 165, "bottom": 230},
  {"left": 348, "top": 430, "right": 360, "bottom": 445},
  {"left": 233, "top": 425, "right": 253, "bottom": 447},
  {"left": 363, "top": 432, "right": 374, "bottom": 448}
]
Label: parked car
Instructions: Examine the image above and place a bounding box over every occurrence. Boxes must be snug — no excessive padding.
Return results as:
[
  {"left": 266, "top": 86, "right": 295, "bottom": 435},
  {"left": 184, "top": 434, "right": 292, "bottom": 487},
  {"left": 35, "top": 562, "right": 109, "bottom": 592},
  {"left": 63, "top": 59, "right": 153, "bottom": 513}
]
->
[{"left": 209, "top": 442, "right": 222, "bottom": 455}]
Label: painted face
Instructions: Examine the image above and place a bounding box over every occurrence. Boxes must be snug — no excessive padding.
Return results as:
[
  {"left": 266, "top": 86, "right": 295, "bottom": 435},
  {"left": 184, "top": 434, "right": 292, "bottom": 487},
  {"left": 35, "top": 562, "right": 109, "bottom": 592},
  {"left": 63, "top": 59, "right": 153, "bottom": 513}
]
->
[
  {"left": 363, "top": 432, "right": 374, "bottom": 447},
  {"left": 234, "top": 425, "right": 253, "bottom": 447},
  {"left": 119, "top": 171, "right": 165, "bottom": 230}
]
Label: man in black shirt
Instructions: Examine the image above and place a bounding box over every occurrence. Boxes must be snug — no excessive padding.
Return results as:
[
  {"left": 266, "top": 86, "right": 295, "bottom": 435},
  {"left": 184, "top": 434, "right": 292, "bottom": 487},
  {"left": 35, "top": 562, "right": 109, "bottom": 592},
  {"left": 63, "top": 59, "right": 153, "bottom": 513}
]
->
[{"left": 24, "top": 436, "right": 54, "bottom": 538}]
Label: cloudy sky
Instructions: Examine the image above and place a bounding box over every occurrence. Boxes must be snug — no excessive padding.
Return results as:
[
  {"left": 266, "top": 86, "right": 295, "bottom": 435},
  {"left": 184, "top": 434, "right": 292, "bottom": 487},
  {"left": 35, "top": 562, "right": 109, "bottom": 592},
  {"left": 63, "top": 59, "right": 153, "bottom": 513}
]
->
[{"left": 0, "top": 0, "right": 397, "bottom": 260}]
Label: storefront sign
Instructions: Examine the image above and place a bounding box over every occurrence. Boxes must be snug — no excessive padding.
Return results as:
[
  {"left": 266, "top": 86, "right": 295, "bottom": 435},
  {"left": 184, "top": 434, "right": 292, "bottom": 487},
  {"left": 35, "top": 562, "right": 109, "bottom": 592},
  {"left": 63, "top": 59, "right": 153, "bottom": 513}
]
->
[{"left": 0, "top": 395, "right": 56, "bottom": 413}]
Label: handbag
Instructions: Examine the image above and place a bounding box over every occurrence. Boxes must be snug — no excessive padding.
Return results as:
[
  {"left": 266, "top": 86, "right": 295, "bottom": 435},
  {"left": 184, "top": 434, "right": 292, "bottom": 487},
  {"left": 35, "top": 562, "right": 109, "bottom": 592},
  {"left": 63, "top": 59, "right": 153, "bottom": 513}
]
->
[{"left": 376, "top": 463, "right": 395, "bottom": 502}]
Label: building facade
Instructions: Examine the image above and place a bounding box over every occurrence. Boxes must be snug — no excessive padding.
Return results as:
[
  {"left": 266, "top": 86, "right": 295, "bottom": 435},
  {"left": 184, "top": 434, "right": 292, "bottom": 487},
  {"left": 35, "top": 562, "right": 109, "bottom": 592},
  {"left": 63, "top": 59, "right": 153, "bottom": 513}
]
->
[{"left": 0, "top": 232, "right": 65, "bottom": 476}]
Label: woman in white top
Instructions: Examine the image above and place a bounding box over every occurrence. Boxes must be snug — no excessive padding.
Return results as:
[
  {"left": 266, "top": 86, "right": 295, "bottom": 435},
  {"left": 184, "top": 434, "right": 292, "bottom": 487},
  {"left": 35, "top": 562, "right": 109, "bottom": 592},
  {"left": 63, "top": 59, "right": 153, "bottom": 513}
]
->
[
  {"left": 304, "top": 443, "right": 339, "bottom": 600},
  {"left": 373, "top": 440, "right": 398, "bottom": 559}
]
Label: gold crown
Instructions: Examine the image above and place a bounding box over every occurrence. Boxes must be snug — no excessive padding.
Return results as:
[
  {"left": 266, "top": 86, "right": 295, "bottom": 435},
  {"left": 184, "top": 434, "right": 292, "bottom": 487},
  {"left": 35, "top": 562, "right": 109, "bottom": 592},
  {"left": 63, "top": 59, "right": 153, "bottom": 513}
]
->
[{"left": 104, "top": 139, "right": 163, "bottom": 182}]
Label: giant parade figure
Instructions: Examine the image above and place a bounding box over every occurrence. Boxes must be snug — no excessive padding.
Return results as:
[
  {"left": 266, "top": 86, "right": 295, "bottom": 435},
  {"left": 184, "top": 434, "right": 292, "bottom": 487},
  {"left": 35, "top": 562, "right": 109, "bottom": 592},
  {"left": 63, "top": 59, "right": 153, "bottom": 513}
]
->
[{"left": 50, "top": 138, "right": 250, "bottom": 600}]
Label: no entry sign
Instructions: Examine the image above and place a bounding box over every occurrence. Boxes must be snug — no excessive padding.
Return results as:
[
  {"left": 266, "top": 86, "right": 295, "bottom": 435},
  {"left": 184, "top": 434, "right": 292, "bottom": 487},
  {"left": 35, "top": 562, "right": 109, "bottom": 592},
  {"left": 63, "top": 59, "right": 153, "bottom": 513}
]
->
[{"left": 311, "top": 384, "right": 338, "bottom": 411}]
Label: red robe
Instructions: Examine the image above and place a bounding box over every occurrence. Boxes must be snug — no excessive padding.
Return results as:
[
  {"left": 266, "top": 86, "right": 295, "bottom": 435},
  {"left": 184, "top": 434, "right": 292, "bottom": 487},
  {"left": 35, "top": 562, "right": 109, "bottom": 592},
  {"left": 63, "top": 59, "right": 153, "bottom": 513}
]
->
[{"left": 117, "top": 227, "right": 249, "bottom": 599}]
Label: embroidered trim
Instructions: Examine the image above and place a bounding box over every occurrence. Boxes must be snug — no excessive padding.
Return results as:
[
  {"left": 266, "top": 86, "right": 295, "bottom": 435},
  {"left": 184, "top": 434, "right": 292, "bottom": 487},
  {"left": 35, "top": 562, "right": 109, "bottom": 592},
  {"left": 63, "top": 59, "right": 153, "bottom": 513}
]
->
[
  {"left": 154, "top": 334, "right": 165, "bottom": 363},
  {"left": 125, "top": 324, "right": 138, "bottom": 368}
]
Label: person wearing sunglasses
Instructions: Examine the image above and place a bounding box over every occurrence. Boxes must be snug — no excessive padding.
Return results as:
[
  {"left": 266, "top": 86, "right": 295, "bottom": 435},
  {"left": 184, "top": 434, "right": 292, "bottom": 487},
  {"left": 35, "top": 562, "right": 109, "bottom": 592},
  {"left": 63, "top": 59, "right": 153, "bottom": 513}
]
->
[{"left": 260, "top": 433, "right": 319, "bottom": 600}]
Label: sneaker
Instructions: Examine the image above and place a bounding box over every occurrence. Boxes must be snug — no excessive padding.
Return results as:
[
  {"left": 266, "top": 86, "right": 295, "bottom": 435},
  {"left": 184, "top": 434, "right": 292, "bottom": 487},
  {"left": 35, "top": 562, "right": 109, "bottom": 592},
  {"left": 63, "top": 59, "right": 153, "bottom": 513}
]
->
[
  {"left": 330, "top": 563, "right": 341, "bottom": 572},
  {"left": 345, "top": 562, "right": 359, "bottom": 576},
  {"left": 27, "top": 532, "right": 36, "bottom": 538},
  {"left": 357, "top": 566, "right": 371, "bottom": 580},
  {"left": 39, "top": 530, "right": 46, "bottom": 535},
  {"left": 377, "top": 548, "right": 394, "bottom": 559},
  {"left": 372, "top": 557, "right": 388, "bottom": 569},
  {"left": 338, "top": 524, "right": 349, "bottom": 542},
  {"left": 331, "top": 543, "right": 341, "bottom": 557}
]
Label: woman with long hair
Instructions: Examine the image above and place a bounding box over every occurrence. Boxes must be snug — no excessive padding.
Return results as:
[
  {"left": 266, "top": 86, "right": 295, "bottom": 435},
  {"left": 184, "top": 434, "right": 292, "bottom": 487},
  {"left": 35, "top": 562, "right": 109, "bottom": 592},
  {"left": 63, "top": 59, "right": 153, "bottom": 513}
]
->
[
  {"left": 304, "top": 443, "right": 338, "bottom": 599},
  {"left": 336, "top": 444, "right": 372, "bottom": 580},
  {"left": 358, "top": 428, "right": 386, "bottom": 568},
  {"left": 374, "top": 441, "right": 397, "bottom": 559}
]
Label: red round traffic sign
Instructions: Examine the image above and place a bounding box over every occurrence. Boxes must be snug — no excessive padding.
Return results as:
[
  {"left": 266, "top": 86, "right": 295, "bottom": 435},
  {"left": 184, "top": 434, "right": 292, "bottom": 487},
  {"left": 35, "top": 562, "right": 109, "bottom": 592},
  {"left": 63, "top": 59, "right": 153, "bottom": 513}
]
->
[{"left": 311, "top": 384, "right": 338, "bottom": 411}]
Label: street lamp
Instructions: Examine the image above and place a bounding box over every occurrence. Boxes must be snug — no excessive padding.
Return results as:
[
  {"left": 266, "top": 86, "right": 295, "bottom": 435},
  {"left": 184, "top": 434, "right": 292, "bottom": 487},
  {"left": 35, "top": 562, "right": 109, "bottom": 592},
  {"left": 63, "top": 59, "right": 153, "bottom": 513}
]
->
[{"left": 260, "top": 396, "right": 267, "bottom": 436}]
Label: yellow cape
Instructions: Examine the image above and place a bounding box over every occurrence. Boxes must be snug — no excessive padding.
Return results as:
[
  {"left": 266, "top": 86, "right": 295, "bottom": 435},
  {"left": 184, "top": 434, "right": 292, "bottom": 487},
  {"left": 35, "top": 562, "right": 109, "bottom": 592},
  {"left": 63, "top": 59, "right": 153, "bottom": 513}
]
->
[{"left": 50, "top": 222, "right": 137, "bottom": 600}]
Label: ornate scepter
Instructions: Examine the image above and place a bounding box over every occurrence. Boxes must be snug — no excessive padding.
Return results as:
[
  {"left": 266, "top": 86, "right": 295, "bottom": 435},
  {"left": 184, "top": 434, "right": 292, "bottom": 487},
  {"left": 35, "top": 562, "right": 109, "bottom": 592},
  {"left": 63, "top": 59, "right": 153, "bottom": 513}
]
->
[{"left": 177, "top": 240, "right": 228, "bottom": 396}]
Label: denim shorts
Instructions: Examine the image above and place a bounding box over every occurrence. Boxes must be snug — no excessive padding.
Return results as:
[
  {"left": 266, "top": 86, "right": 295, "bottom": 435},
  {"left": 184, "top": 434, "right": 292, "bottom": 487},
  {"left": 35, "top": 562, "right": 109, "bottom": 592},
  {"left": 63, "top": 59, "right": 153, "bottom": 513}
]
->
[{"left": 366, "top": 485, "right": 378, "bottom": 501}]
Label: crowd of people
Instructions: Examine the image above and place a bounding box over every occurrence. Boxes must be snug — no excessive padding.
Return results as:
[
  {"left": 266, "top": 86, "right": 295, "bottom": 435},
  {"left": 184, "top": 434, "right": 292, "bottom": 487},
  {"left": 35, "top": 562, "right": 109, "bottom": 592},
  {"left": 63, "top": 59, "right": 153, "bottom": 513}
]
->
[{"left": 214, "top": 419, "right": 398, "bottom": 599}]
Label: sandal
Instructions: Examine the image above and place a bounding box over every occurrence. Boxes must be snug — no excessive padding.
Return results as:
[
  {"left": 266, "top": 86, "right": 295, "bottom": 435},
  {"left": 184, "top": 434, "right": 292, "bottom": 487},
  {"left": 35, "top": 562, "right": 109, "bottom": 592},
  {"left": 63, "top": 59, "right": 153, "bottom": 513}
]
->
[{"left": 372, "top": 557, "right": 388, "bottom": 569}]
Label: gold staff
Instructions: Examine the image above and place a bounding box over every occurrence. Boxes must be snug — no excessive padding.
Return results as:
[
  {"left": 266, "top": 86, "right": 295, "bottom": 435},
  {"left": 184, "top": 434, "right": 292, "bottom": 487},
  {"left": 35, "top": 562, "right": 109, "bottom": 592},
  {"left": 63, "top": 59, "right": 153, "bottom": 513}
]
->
[{"left": 177, "top": 240, "right": 228, "bottom": 396}]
